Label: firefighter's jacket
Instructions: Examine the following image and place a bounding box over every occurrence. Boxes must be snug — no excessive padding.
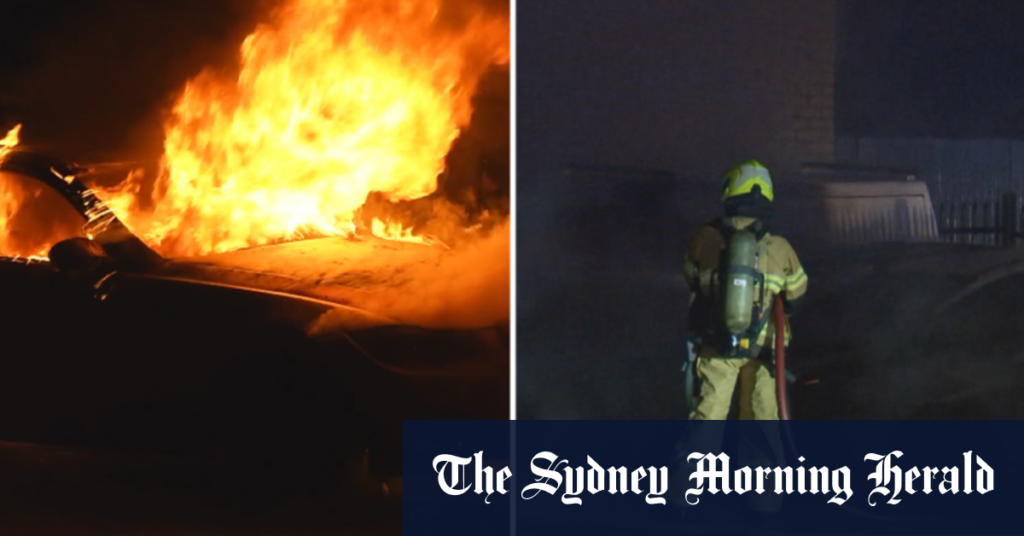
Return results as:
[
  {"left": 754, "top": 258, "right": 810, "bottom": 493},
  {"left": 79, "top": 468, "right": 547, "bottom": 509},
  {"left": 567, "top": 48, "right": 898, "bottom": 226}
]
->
[{"left": 683, "top": 216, "right": 807, "bottom": 358}]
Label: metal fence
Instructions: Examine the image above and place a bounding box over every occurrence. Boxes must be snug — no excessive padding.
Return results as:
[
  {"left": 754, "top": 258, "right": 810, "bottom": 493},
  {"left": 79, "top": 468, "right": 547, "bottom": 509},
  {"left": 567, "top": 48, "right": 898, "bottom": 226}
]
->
[
  {"left": 936, "top": 192, "right": 1023, "bottom": 247},
  {"left": 835, "top": 137, "right": 1024, "bottom": 247},
  {"left": 836, "top": 137, "right": 1024, "bottom": 202}
]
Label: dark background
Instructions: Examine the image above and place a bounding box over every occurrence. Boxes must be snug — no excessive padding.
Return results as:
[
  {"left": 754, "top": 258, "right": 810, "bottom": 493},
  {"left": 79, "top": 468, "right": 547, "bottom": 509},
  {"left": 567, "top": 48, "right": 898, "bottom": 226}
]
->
[
  {"left": 516, "top": 0, "right": 1024, "bottom": 184},
  {"left": 0, "top": 0, "right": 268, "bottom": 161},
  {"left": 838, "top": 0, "right": 1024, "bottom": 138},
  {"left": 516, "top": 0, "right": 1024, "bottom": 420}
]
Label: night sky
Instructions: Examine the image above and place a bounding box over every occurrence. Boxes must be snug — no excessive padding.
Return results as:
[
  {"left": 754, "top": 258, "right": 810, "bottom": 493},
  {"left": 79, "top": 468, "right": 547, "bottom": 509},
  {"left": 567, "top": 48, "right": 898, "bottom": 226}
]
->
[
  {"left": 838, "top": 0, "right": 1024, "bottom": 138},
  {"left": 0, "top": 0, "right": 266, "bottom": 161}
]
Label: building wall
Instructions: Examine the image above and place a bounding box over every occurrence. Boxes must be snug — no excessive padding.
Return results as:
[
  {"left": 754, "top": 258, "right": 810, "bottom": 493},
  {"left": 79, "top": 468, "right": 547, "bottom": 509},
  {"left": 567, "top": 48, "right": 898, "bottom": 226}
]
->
[
  {"left": 518, "top": 1, "right": 838, "bottom": 190},
  {"left": 723, "top": 0, "right": 837, "bottom": 177}
]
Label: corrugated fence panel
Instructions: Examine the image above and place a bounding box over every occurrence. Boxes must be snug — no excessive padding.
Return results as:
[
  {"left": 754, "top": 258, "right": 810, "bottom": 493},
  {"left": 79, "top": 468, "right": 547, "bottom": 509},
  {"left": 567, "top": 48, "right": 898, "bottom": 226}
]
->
[
  {"left": 837, "top": 137, "right": 1024, "bottom": 202},
  {"left": 939, "top": 140, "right": 1010, "bottom": 201},
  {"left": 832, "top": 138, "right": 1024, "bottom": 246},
  {"left": 1012, "top": 140, "right": 1024, "bottom": 185}
]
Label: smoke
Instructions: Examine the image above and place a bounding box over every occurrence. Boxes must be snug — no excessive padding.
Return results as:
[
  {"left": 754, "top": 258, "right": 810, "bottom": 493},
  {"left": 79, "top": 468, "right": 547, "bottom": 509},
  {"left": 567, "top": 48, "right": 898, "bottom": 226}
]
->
[
  {"left": 396, "top": 217, "right": 509, "bottom": 328},
  {"left": 788, "top": 245, "right": 1024, "bottom": 420},
  {"left": 307, "top": 217, "right": 510, "bottom": 331},
  {"left": 340, "top": 59, "right": 510, "bottom": 328},
  {"left": 356, "top": 63, "right": 510, "bottom": 249}
]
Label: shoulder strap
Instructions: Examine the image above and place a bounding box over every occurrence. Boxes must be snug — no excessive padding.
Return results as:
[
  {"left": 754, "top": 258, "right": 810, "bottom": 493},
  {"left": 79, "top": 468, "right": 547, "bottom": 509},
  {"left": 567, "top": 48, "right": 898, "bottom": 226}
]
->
[{"left": 750, "top": 218, "right": 770, "bottom": 240}]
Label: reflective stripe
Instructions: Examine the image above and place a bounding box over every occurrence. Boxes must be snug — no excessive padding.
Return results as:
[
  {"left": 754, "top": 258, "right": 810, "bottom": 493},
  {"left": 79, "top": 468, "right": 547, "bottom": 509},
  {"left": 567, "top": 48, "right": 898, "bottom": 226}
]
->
[
  {"left": 723, "top": 160, "right": 774, "bottom": 202},
  {"left": 764, "top": 274, "right": 784, "bottom": 294},
  {"left": 727, "top": 175, "right": 773, "bottom": 199},
  {"left": 786, "top": 268, "right": 807, "bottom": 289}
]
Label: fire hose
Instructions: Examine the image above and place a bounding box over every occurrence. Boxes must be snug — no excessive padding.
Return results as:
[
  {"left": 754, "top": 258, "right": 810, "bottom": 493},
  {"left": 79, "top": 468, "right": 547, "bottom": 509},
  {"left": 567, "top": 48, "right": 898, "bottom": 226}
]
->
[
  {"left": 681, "top": 294, "right": 793, "bottom": 419},
  {"left": 772, "top": 294, "right": 789, "bottom": 421},
  {"left": 770, "top": 295, "right": 896, "bottom": 525},
  {"left": 682, "top": 297, "right": 896, "bottom": 526}
]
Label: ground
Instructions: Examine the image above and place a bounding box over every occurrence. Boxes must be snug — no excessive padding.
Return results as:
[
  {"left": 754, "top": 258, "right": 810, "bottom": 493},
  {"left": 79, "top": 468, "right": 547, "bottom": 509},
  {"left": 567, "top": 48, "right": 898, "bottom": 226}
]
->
[
  {"left": 0, "top": 440, "right": 401, "bottom": 535},
  {"left": 517, "top": 238, "right": 1024, "bottom": 420}
]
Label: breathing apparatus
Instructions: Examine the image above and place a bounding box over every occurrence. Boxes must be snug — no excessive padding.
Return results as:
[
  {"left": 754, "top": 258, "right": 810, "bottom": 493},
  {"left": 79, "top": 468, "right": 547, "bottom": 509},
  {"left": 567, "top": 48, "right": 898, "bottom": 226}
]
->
[
  {"left": 716, "top": 160, "right": 775, "bottom": 357},
  {"left": 720, "top": 225, "right": 764, "bottom": 355}
]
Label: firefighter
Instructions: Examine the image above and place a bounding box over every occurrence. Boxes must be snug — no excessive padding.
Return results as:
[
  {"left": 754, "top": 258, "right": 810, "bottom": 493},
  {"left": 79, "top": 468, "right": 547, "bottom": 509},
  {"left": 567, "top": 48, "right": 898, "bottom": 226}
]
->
[
  {"left": 668, "top": 160, "right": 808, "bottom": 521},
  {"left": 682, "top": 159, "right": 808, "bottom": 420}
]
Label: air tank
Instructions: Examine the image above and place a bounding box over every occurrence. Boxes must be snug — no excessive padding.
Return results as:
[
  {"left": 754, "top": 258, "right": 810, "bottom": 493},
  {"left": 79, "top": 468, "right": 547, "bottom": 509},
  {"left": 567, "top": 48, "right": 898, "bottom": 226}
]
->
[{"left": 723, "top": 229, "right": 757, "bottom": 334}]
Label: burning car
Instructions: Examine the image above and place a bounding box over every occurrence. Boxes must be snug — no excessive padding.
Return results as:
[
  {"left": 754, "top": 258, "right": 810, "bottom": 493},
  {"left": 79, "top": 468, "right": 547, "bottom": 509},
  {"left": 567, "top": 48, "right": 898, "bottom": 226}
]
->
[
  {"left": 0, "top": 146, "right": 508, "bottom": 492},
  {"left": 0, "top": 0, "right": 509, "bottom": 494}
]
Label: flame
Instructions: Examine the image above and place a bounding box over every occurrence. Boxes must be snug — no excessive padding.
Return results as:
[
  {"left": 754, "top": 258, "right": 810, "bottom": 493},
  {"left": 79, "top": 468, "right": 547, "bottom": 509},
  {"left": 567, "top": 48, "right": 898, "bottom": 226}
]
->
[
  {"left": 0, "top": 181, "right": 26, "bottom": 256},
  {"left": 1, "top": 173, "right": 84, "bottom": 260},
  {"left": 1, "top": 125, "right": 95, "bottom": 258},
  {"left": 101, "top": 0, "right": 509, "bottom": 257},
  {"left": 371, "top": 217, "right": 449, "bottom": 248},
  {"left": 0, "top": 127, "right": 21, "bottom": 256},
  {"left": 0, "top": 124, "right": 19, "bottom": 163},
  {"left": 1, "top": 125, "right": 46, "bottom": 257}
]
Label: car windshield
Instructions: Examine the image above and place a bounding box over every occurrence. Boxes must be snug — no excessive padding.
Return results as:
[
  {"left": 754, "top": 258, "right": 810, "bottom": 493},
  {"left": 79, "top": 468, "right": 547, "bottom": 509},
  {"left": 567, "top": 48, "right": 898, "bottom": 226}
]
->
[{"left": 0, "top": 170, "right": 87, "bottom": 259}]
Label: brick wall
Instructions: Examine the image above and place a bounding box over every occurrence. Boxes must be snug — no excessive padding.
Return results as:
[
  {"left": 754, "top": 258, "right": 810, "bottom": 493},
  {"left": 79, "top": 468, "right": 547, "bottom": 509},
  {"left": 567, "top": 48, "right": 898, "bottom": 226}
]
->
[
  {"left": 721, "top": 0, "right": 837, "bottom": 177},
  {"left": 518, "top": 1, "right": 838, "bottom": 191}
]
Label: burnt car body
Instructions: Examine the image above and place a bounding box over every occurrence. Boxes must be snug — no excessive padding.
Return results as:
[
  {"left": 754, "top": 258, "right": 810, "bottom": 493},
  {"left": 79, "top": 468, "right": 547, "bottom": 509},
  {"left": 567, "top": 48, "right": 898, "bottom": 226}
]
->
[{"left": 0, "top": 149, "right": 508, "bottom": 492}]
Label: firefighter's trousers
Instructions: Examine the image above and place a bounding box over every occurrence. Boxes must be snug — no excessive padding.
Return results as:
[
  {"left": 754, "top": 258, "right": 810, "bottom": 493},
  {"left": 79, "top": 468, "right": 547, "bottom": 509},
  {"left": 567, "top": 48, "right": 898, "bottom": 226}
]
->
[
  {"left": 692, "top": 356, "right": 778, "bottom": 420},
  {"left": 667, "top": 356, "right": 785, "bottom": 512}
]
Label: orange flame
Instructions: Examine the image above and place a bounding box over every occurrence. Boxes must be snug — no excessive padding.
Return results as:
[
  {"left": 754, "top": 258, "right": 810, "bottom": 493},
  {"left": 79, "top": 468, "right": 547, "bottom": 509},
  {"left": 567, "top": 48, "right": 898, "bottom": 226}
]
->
[
  {"left": 0, "top": 124, "right": 19, "bottom": 162},
  {"left": 104, "top": 0, "right": 509, "bottom": 257},
  {"left": 0, "top": 125, "right": 47, "bottom": 258},
  {"left": 371, "top": 217, "right": 449, "bottom": 249},
  {"left": 1, "top": 168, "right": 87, "bottom": 260}
]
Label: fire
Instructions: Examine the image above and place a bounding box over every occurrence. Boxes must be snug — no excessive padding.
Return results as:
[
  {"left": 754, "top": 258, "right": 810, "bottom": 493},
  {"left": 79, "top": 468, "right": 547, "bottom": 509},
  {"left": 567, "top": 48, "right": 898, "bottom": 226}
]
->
[
  {"left": 371, "top": 217, "right": 448, "bottom": 249},
  {"left": 102, "top": 0, "right": 509, "bottom": 257},
  {"left": 0, "top": 125, "right": 49, "bottom": 258},
  {"left": 0, "top": 175, "right": 85, "bottom": 260},
  {"left": 0, "top": 124, "right": 19, "bottom": 163}
]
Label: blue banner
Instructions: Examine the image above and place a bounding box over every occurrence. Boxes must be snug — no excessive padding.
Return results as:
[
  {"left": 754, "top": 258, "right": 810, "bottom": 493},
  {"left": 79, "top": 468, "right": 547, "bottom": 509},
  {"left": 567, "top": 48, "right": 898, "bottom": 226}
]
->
[{"left": 404, "top": 420, "right": 1024, "bottom": 535}]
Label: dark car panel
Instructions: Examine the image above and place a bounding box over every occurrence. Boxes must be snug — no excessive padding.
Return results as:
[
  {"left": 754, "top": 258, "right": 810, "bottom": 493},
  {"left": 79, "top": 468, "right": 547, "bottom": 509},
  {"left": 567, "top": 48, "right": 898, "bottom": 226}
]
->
[{"left": 0, "top": 149, "right": 509, "bottom": 486}]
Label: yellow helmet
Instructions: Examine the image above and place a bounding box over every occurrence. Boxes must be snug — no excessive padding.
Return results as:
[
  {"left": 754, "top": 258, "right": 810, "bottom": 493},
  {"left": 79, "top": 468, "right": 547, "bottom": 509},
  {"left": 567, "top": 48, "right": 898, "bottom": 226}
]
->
[{"left": 722, "top": 160, "right": 774, "bottom": 203}]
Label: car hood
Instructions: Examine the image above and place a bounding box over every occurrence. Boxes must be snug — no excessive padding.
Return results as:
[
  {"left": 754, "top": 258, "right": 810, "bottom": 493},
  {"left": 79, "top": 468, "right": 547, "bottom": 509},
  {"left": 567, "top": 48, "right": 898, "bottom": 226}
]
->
[{"left": 1, "top": 149, "right": 508, "bottom": 331}]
